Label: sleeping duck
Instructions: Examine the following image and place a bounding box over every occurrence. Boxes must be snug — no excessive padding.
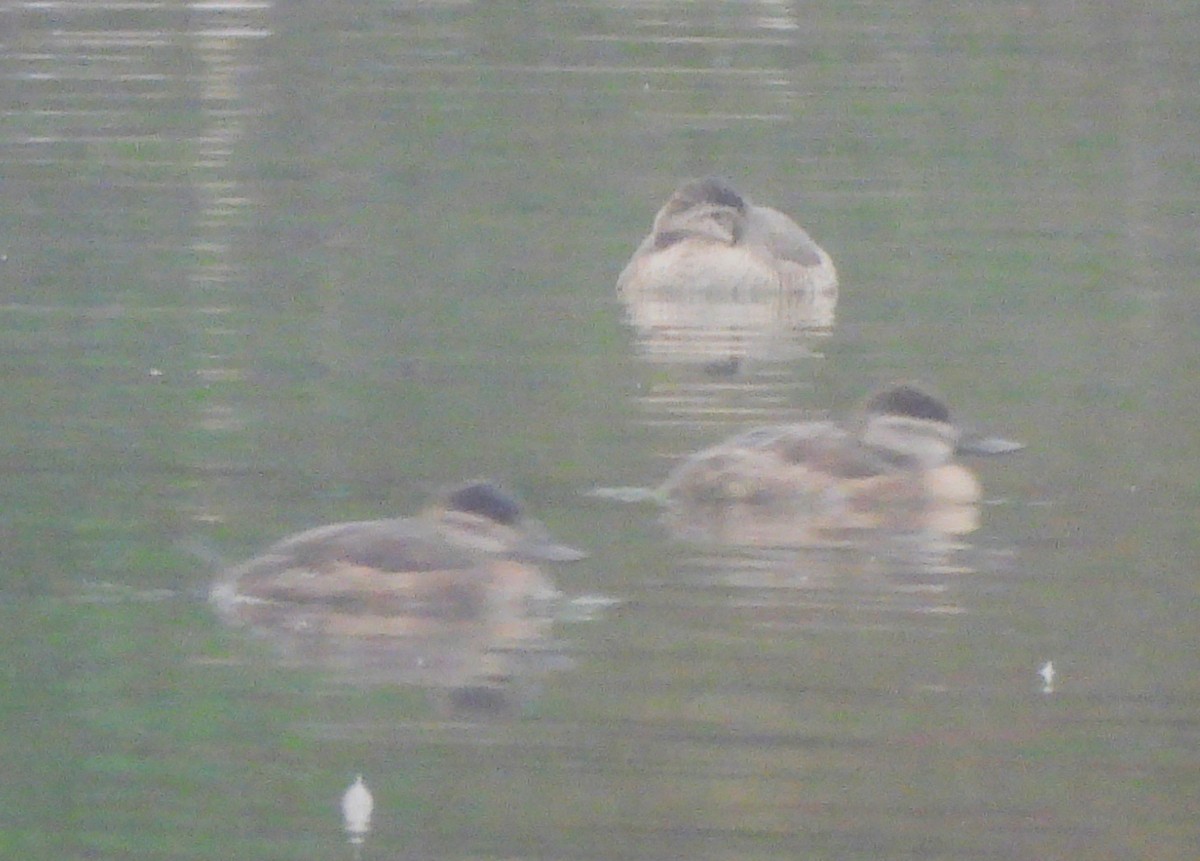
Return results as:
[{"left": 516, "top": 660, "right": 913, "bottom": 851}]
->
[{"left": 616, "top": 177, "right": 838, "bottom": 307}]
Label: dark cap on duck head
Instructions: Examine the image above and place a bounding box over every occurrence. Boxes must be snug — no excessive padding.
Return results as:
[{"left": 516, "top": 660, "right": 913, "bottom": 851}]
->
[
  {"left": 865, "top": 384, "right": 953, "bottom": 424},
  {"left": 671, "top": 177, "right": 748, "bottom": 214},
  {"left": 443, "top": 481, "right": 524, "bottom": 525}
]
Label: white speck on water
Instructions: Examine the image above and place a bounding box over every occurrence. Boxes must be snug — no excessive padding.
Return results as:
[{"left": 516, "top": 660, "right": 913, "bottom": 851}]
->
[
  {"left": 342, "top": 773, "right": 373, "bottom": 845},
  {"left": 1039, "top": 661, "right": 1056, "bottom": 694}
]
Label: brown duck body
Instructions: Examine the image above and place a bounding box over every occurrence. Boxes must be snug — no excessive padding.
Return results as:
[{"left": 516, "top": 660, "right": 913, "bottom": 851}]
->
[
  {"left": 662, "top": 384, "right": 1021, "bottom": 539},
  {"left": 211, "top": 483, "right": 584, "bottom": 639},
  {"left": 215, "top": 520, "right": 558, "bottom": 635}
]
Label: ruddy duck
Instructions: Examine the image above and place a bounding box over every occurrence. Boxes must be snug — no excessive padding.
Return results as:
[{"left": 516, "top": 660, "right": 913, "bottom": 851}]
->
[
  {"left": 210, "top": 481, "right": 586, "bottom": 637},
  {"left": 662, "top": 383, "right": 1022, "bottom": 537},
  {"left": 616, "top": 177, "right": 838, "bottom": 305}
]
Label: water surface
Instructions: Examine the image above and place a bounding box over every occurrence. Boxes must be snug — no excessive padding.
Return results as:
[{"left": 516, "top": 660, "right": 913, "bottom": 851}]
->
[{"left": 3, "top": 1, "right": 1199, "bottom": 859}]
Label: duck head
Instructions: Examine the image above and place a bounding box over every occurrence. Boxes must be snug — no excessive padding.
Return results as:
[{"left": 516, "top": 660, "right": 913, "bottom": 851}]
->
[
  {"left": 651, "top": 177, "right": 749, "bottom": 248},
  {"left": 860, "top": 384, "right": 1024, "bottom": 469},
  {"left": 429, "top": 481, "right": 588, "bottom": 562}
]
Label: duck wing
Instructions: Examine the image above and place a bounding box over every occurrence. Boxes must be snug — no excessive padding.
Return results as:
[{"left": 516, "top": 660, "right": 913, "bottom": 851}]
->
[{"left": 743, "top": 205, "right": 825, "bottom": 267}]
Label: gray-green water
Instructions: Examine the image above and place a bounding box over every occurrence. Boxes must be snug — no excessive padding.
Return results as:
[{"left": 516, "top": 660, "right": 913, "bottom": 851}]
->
[{"left": 4, "top": 1, "right": 1199, "bottom": 859}]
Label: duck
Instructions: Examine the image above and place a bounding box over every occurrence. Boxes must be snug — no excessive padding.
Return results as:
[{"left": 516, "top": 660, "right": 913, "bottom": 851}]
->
[
  {"left": 616, "top": 177, "right": 838, "bottom": 305},
  {"left": 210, "top": 480, "right": 587, "bottom": 638},
  {"left": 661, "top": 383, "right": 1022, "bottom": 539}
]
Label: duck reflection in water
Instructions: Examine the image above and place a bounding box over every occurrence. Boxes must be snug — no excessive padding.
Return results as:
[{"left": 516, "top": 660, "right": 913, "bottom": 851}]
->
[
  {"left": 211, "top": 481, "right": 586, "bottom": 713},
  {"left": 662, "top": 383, "right": 1023, "bottom": 548},
  {"left": 617, "top": 177, "right": 839, "bottom": 357}
]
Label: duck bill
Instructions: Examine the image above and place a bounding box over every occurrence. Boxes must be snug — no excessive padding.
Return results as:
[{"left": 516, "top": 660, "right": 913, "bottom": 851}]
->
[
  {"left": 956, "top": 430, "right": 1025, "bottom": 457},
  {"left": 520, "top": 542, "right": 590, "bottom": 563},
  {"left": 512, "top": 521, "right": 588, "bottom": 562},
  {"left": 513, "top": 539, "right": 589, "bottom": 562}
]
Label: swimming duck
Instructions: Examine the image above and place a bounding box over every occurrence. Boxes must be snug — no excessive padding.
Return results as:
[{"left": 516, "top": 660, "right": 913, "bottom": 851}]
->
[
  {"left": 210, "top": 481, "right": 586, "bottom": 638},
  {"left": 661, "top": 383, "right": 1022, "bottom": 539},
  {"left": 616, "top": 177, "right": 838, "bottom": 305}
]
